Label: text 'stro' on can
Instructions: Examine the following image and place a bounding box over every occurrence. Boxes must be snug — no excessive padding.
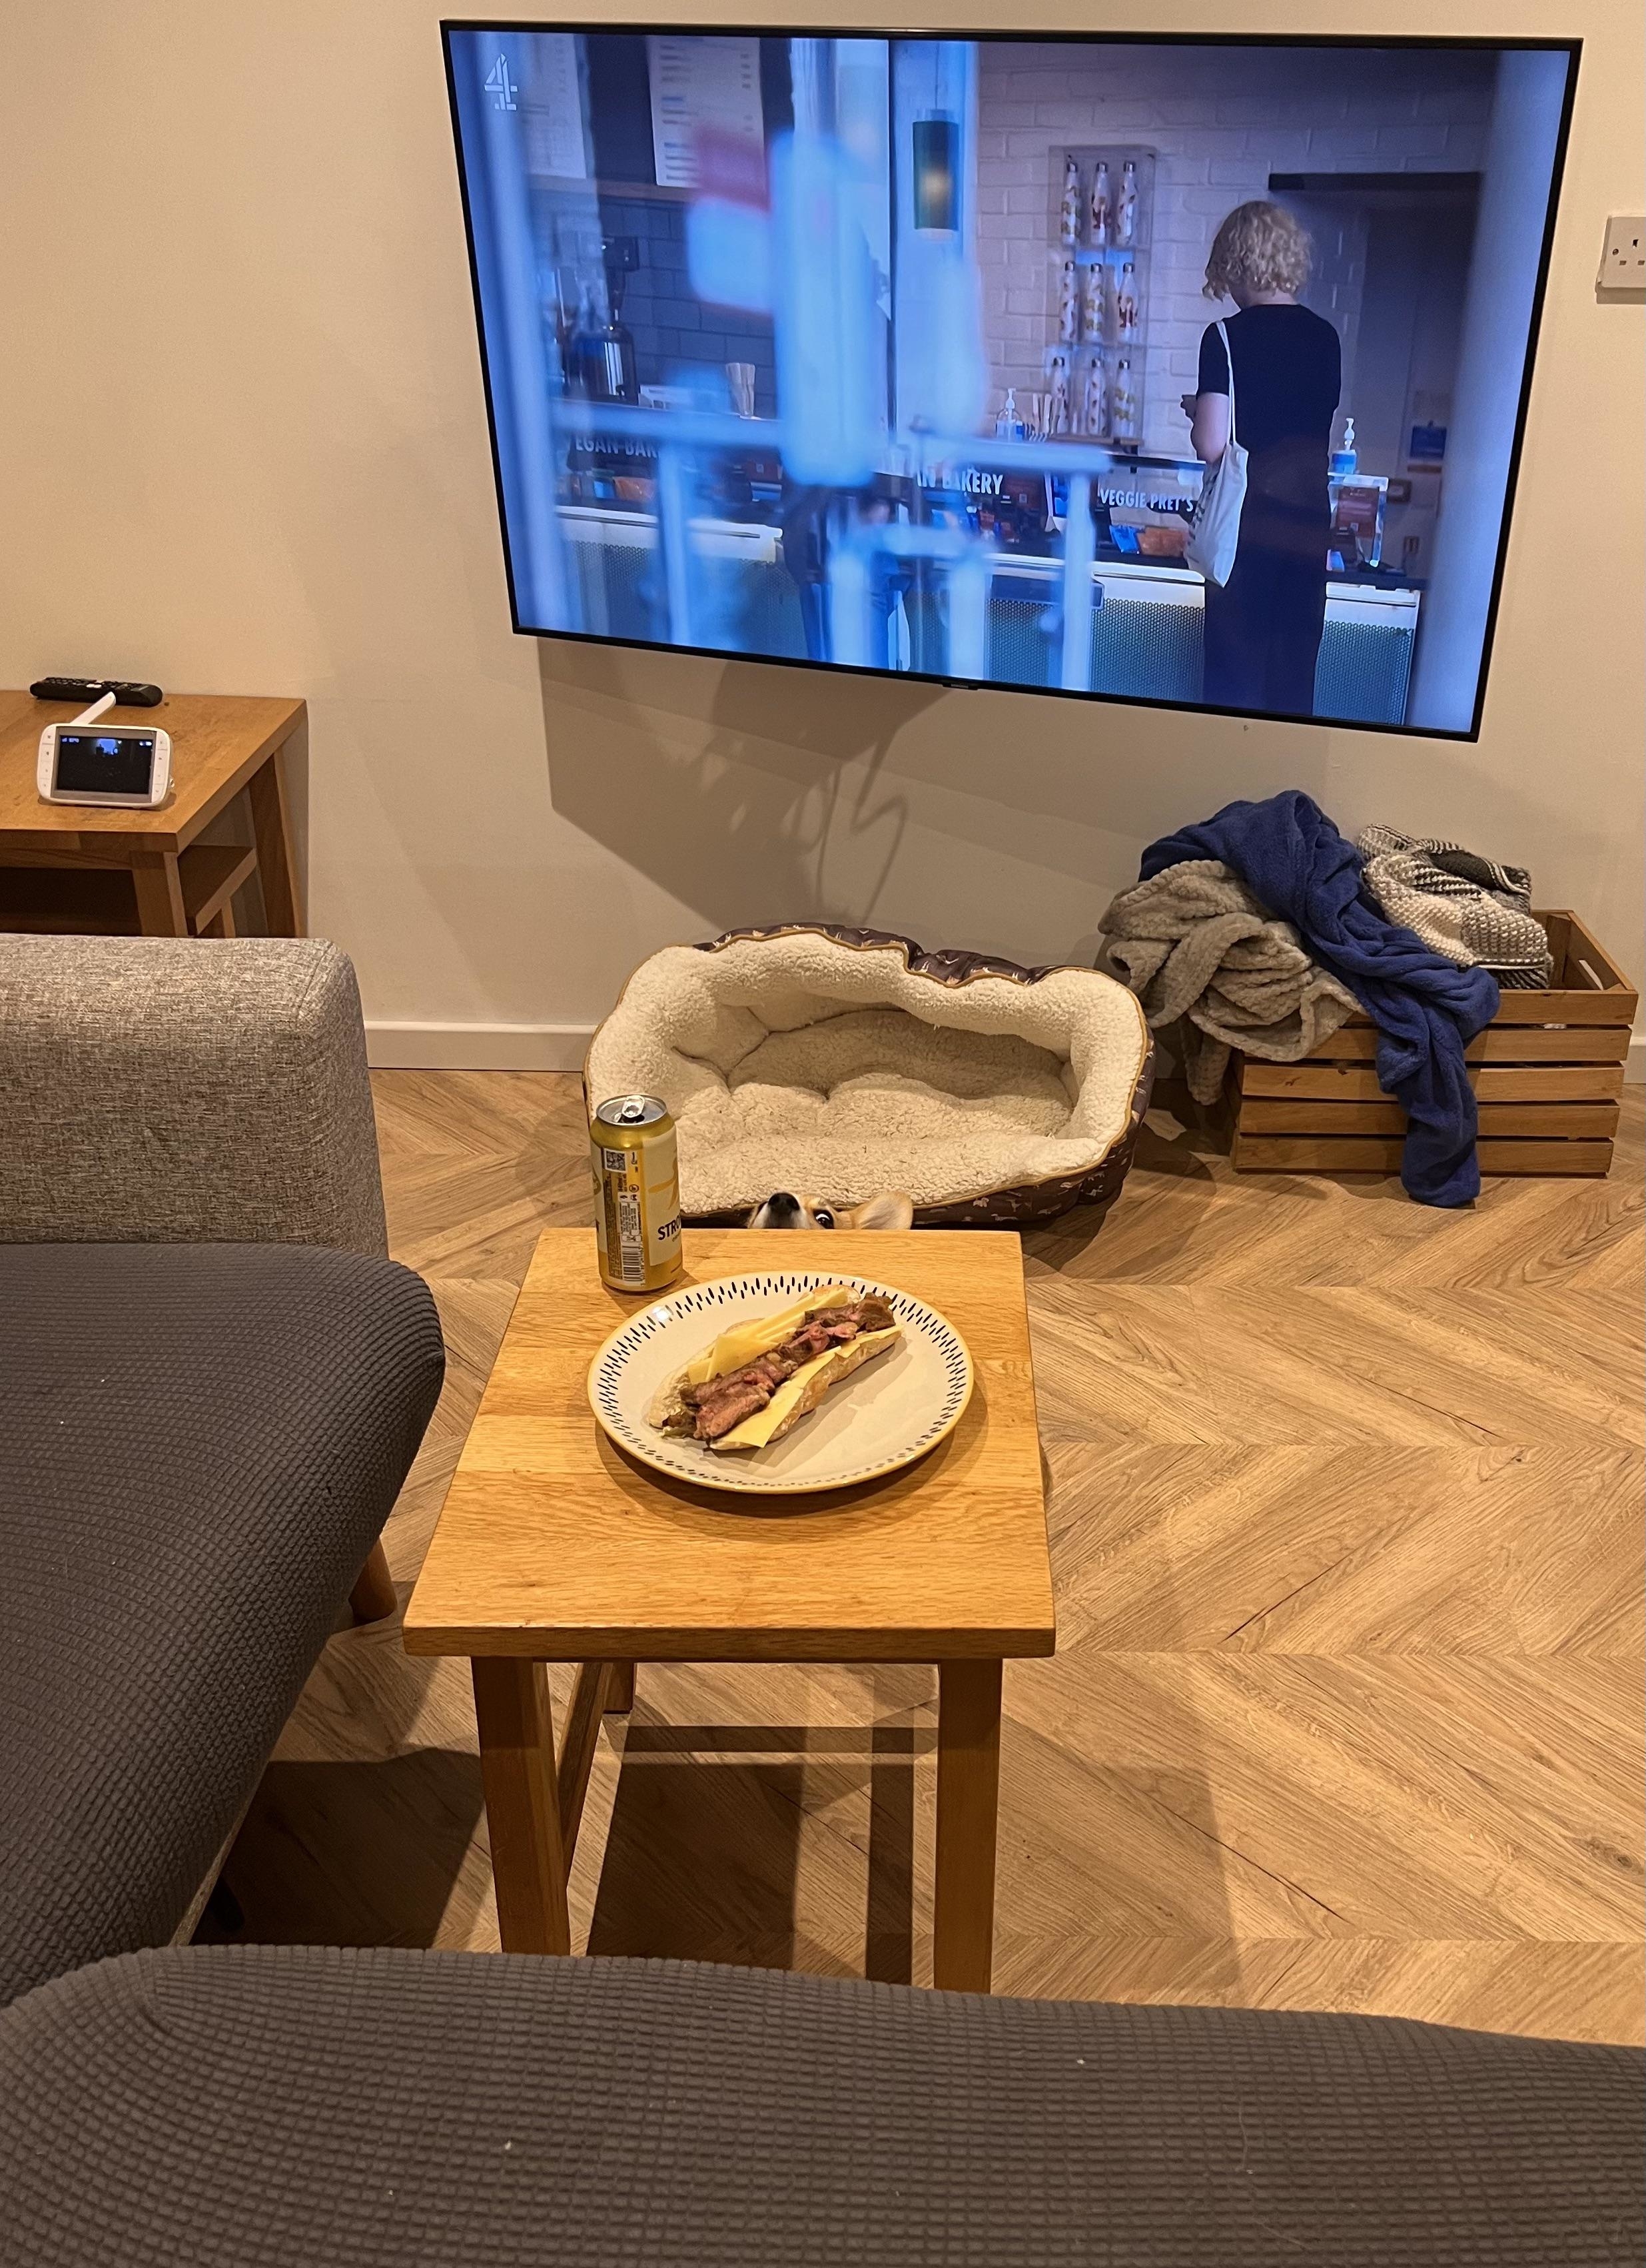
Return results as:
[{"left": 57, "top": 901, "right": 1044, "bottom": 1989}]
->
[{"left": 591, "top": 1094, "right": 683, "bottom": 1293}]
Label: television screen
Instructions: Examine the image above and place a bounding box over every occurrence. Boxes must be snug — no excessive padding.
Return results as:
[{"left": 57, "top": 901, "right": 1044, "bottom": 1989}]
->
[{"left": 443, "top": 25, "right": 1577, "bottom": 738}]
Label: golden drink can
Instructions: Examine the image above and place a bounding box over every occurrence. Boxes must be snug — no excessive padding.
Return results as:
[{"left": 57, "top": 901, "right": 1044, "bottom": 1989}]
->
[{"left": 590, "top": 1094, "right": 683, "bottom": 1293}]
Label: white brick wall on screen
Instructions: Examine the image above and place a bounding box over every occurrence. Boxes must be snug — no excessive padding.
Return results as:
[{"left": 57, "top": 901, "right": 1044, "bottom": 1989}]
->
[{"left": 973, "top": 41, "right": 1492, "bottom": 456}]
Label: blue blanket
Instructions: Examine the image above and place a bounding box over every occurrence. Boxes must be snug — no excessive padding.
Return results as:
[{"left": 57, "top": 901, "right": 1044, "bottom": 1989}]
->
[{"left": 1141, "top": 792, "right": 1499, "bottom": 1206}]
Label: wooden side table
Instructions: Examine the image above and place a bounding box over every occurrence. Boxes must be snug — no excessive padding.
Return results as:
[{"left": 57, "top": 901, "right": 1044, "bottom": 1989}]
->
[
  {"left": 0, "top": 690, "right": 306, "bottom": 939},
  {"left": 404, "top": 1227, "right": 1056, "bottom": 1993}
]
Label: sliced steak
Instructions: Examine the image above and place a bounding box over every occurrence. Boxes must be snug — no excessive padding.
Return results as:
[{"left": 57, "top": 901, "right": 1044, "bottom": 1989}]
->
[
  {"left": 694, "top": 1375, "right": 774, "bottom": 1440},
  {"left": 678, "top": 1300, "right": 896, "bottom": 1445}
]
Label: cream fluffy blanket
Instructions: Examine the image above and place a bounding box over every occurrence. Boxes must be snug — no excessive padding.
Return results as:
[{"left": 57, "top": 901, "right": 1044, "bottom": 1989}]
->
[
  {"left": 586, "top": 932, "right": 1151, "bottom": 1216},
  {"left": 1099, "top": 859, "right": 1358, "bottom": 1104}
]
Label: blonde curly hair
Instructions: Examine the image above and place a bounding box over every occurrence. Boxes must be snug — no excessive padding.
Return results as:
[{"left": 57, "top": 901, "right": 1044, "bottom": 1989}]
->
[{"left": 1203, "top": 200, "right": 1312, "bottom": 300}]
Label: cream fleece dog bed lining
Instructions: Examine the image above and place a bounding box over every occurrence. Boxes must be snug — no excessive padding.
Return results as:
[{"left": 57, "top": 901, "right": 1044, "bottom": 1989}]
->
[{"left": 586, "top": 926, "right": 1154, "bottom": 1225}]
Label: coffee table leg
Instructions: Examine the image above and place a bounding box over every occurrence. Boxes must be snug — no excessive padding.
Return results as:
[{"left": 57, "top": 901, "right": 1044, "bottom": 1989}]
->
[
  {"left": 933, "top": 1658, "right": 1003, "bottom": 1993},
  {"left": 471, "top": 1658, "right": 572, "bottom": 1956},
  {"left": 606, "top": 1662, "right": 636, "bottom": 1714}
]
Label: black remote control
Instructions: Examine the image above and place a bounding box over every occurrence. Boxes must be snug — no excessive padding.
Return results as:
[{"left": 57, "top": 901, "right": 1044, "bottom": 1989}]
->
[{"left": 29, "top": 676, "right": 164, "bottom": 708}]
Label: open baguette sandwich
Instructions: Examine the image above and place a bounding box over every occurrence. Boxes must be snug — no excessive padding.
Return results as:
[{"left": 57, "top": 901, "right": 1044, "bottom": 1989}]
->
[{"left": 647, "top": 1287, "right": 900, "bottom": 1454}]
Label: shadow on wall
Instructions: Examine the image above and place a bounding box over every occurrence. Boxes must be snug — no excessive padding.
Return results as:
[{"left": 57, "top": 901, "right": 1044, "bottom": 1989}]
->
[
  {"left": 537, "top": 638, "right": 938, "bottom": 935},
  {"left": 536, "top": 636, "right": 1344, "bottom": 953}
]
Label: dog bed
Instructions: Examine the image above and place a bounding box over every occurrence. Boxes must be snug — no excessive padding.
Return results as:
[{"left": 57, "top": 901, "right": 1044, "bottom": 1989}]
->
[{"left": 585, "top": 925, "right": 1154, "bottom": 1226}]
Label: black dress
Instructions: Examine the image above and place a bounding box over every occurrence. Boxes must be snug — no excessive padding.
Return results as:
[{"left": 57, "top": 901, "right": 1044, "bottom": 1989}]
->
[{"left": 1197, "top": 305, "right": 1342, "bottom": 718}]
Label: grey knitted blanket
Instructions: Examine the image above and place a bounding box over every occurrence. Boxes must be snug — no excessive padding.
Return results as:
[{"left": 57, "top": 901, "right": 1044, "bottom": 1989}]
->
[
  {"left": 1356, "top": 826, "right": 1552, "bottom": 987},
  {"left": 1098, "top": 859, "right": 1359, "bottom": 1104}
]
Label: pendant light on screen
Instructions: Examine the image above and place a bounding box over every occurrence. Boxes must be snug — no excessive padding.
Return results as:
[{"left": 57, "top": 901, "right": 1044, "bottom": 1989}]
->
[{"left": 912, "top": 115, "right": 959, "bottom": 232}]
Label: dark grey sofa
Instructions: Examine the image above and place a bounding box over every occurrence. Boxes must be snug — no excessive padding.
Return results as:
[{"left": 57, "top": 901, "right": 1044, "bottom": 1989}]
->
[
  {"left": 0, "top": 1243, "right": 444, "bottom": 2007},
  {"left": 1, "top": 1945, "right": 1639, "bottom": 2266}
]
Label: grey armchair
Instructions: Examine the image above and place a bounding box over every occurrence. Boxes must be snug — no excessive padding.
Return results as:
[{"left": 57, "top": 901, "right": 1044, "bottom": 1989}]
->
[
  {"left": 0, "top": 935, "right": 444, "bottom": 2005},
  {"left": 0, "top": 933, "right": 386, "bottom": 1251},
  {"left": 0, "top": 933, "right": 398, "bottom": 1615}
]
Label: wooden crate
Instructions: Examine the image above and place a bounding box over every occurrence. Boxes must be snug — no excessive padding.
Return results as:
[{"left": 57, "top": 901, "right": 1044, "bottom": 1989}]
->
[{"left": 1230, "top": 911, "right": 1638, "bottom": 1179}]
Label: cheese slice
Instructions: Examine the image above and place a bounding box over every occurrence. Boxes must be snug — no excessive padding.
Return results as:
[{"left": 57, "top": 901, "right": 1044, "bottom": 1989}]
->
[{"left": 683, "top": 1287, "right": 864, "bottom": 1389}]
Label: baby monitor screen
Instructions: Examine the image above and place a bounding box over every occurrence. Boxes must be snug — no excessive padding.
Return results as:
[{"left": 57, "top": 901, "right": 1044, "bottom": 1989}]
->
[
  {"left": 54, "top": 732, "right": 155, "bottom": 797},
  {"left": 444, "top": 27, "right": 1577, "bottom": 738}
]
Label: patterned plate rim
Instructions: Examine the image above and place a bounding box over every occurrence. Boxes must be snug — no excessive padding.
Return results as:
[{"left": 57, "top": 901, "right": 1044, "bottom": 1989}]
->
[{"left": 585, "top": 1271, "right": 974, "bottom": 1496}]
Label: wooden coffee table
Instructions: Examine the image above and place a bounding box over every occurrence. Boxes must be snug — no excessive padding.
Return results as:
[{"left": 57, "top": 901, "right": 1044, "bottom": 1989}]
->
[{"left": 403, "top": 1227, "right": 1054, "bottom": 1991}]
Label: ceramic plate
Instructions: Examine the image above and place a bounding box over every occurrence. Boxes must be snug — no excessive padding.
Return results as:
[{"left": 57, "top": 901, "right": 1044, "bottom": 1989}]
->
[{"left": 586, "top": 1271, "right": 973, "bottom": 1497}]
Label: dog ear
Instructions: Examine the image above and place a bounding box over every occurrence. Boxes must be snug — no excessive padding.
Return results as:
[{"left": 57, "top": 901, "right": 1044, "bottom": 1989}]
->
[{"left": 841, "top": 1191, "right": 915, "bottom": 1231}]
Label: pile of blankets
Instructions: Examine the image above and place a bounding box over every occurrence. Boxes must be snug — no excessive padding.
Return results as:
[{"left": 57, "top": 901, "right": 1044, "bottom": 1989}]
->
[
  {"left": 1100, "top": 792, "right": 1528, "bottom": 1207},
  {"left": 1102, "top": 859, "right": 1360, "bottom": 1110}
]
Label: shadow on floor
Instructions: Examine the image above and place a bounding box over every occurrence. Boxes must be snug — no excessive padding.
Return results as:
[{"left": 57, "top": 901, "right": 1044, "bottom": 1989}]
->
[
  {"left": 1023, "top": 1079, "right": 1226, "bottom": 1277},
  {"left": 198, "top": 1750, "right": 486, "bottom": 1950},
  {"left": 586, "top": 1709, "right": 930, "bottom": 1982}
]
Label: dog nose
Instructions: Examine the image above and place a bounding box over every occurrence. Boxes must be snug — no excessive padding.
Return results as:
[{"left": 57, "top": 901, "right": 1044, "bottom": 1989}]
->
[{"left": 767, "top": 1192, "right": 800, "bottom": 1219}]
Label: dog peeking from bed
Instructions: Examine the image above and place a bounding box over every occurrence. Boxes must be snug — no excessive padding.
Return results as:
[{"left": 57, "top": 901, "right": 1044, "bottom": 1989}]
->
[{"left": 747, "top": 1191, "right": 915, "bottom": 1231}]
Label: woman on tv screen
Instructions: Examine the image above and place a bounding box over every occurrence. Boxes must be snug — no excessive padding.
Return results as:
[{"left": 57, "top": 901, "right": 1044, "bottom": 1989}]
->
[{"left": 1186, "top": 202, "right": 1342, "bottom": 720}]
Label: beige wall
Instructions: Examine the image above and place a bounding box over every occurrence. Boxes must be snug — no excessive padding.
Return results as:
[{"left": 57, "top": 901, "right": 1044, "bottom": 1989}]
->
[{"left": 2, "top": 1, "right": 1641, "bottom": 1069}]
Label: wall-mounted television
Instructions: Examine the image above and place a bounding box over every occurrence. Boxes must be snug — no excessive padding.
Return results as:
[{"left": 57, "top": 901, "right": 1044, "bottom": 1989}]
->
[{"left": 443, "top": 24, "right": 1577, "bottom": 739}]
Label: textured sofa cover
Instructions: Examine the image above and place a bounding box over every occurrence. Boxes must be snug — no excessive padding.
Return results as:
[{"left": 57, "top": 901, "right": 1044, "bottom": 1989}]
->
[
  {"left": 0, "top": 1243, "right": 444, "bottom": 2007},
  {"left": 1, "top": 1944, "right": 1640, "bottom": 2267},
  {"left": 0, "top": 935, "right": 386, "bottom": 1253},
  {"left": 586, "top": 925, "right": 1155, "bottom": 1224}
]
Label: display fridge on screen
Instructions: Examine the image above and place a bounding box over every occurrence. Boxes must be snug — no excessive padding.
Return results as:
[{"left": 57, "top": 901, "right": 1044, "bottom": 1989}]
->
[{"left": 443, "top": 25, "right": 1577, "bottom": 739}]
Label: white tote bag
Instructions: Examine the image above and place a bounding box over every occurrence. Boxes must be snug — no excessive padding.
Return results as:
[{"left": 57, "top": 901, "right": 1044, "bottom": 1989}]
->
[{"left": 1184, "top": 320, "right": 1248, "bottom": 588}]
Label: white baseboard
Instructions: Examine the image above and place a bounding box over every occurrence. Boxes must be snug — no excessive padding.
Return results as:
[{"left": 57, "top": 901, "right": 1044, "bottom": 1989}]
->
[
  {"left": 366, "top": 1020, "right": 1643, "bottom": 1083},
  {"left": 366, "top": 1021, "right": 596, "bottom": 1072}
]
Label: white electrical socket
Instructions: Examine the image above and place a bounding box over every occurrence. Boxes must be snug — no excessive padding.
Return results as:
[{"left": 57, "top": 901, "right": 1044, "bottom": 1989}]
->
[{"left": 1599, "top": 215, "right": 1645, "bottom": 289}]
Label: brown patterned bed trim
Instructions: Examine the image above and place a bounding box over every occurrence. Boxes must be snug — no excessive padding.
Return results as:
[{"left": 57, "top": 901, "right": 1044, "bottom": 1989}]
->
[
  {"left": 698, "top": 923, "right": 1068, "bottom": 987},
  {"left": 685, "top": 925, "right": 1156, "bottom": 1228},
  {"left": 910, "top": 1037, "right": 1154, "bottom": 1225}
]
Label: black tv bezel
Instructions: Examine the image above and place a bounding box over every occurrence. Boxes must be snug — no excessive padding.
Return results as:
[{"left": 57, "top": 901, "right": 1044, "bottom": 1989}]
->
[{"left": 440, "top": 23, "right": 1581, "bottom": 745}]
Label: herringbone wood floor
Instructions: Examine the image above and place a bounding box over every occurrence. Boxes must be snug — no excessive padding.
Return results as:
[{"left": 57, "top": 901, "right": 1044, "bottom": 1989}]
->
[{"left": 212, "top": 1075, "right": 1646, "bottom": 2043}]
